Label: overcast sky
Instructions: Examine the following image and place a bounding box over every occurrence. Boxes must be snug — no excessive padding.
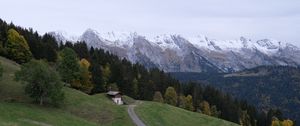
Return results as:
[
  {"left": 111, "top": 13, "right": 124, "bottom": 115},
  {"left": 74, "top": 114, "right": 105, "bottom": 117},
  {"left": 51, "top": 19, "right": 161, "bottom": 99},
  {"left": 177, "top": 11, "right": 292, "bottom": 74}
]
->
[{"left": 0, "top": 0, "right": 300, "bottom": 45}]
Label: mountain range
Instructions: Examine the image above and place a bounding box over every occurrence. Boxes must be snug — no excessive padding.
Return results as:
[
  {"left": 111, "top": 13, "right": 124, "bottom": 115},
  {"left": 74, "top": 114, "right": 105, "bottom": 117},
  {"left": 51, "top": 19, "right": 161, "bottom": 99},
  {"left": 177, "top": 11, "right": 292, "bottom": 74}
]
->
[{"left": 49, "top": 29, "right": 300, "bottom": 73}]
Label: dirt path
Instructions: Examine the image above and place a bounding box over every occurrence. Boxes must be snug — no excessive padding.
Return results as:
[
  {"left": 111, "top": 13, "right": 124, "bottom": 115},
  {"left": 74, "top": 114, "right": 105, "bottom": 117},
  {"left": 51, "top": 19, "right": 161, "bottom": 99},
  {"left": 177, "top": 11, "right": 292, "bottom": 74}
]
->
[{"left": 127, "top": 102, "right": 146, "bottom": 126}]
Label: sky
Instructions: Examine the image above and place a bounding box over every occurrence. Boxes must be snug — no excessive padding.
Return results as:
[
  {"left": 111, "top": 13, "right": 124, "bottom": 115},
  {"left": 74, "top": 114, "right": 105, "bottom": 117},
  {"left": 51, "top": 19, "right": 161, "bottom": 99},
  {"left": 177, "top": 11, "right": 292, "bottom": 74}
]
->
[{"left": 0, "top": 0, "right": 300, "bottom": 45}]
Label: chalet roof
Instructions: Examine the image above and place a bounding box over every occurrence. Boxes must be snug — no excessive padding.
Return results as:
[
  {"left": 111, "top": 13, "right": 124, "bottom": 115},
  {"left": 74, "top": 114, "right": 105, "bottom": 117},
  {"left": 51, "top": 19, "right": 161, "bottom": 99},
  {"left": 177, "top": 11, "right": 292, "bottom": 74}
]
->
[{"left": 106, "top": 91, "right": 121, "bottom": 96}]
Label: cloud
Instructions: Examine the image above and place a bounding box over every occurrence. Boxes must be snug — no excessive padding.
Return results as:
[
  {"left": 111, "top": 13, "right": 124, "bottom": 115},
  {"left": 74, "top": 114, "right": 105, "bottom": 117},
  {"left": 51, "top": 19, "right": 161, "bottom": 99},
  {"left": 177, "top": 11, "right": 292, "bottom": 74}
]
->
[{"left": 0, "top": 0, "right": 299, "bottom": 45}]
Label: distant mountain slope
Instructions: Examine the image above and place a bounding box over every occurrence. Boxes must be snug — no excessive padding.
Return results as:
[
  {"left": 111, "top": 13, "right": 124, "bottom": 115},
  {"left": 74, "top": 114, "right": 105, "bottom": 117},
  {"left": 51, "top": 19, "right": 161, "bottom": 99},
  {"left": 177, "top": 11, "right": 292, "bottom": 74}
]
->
[
  {"left": 50, "top": 29, "right": 300, "bottom": 72},
  {"left": 170, "top": 66, "right": 300, "bottom": 124}
]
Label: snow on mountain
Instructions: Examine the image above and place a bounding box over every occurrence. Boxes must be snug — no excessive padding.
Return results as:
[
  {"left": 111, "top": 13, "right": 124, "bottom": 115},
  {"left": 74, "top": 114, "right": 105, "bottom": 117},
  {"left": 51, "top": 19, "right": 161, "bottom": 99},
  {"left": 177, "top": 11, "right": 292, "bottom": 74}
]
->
[
  {"left": 149, "top": 34, "right": 181, "bottom": 51},
  {"left": 50, "top": 29, "right": 300, "bottom": 73},
  {"left": 48, "top": 30, "right": 78, "bottom": 43}
]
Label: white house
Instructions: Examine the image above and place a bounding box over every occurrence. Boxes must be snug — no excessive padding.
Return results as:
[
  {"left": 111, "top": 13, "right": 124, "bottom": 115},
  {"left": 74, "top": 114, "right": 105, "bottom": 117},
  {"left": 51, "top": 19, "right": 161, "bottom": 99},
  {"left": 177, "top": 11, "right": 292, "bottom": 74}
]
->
[{"left": 106, "top": 91, "right": 123, "bottom": 105}]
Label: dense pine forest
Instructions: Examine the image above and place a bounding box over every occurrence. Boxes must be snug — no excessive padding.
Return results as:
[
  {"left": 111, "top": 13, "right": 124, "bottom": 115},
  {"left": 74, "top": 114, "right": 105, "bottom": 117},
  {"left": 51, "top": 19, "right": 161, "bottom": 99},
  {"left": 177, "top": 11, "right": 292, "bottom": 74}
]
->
[{"left": 0, "top": 18, "right": 295, "bottom": 126}]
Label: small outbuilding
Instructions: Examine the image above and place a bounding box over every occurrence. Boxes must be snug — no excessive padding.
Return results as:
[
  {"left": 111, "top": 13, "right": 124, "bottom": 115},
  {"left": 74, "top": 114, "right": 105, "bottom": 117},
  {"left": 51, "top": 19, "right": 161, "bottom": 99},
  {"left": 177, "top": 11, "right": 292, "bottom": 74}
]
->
[{"left": 106, "top": 91, "right": 123, "bottom": 105}]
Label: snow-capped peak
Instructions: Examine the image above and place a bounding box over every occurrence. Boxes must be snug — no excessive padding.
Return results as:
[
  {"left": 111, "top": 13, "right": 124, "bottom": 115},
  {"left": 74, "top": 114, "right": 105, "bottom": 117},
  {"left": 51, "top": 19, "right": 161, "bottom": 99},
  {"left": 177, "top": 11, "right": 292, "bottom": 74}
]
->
[
  {"left": 81, "top": 29, "right": 143, "bottom": 48},
  {"left": 187, "top": 35, "right": 209, "bottom": 48},
  {"left": 49, "top": 29, "right": 298, "bottom": 57},
  {"left": 149, "top": 34, "right": 181, "bottom": 50},
  {"left": 48, "top": 30, "right": 78, "bottom": 43}
]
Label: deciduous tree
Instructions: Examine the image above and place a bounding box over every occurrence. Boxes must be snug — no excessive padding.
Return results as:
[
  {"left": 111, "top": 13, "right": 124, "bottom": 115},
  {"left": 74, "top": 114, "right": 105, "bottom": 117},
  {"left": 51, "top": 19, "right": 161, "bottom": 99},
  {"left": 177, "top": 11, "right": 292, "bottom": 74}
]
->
[
  {"left": 79, "top": 58, "right": 93, "bottom": 93},
  {"left": 178, "top": 95, "right": 187, "bottom": 109},
  {"left": 6, "top": 29, "right": 32, "bottom": 63},
  {"left": 240, "top": 110, "right": 251, "bottom": 126},
  {"left": 199, "top": 100, "right": 211, "bottom": 115},
  {"left": 15, "top": 60, "right": 64, "bottom": 106},
  {"left": 185, "top": 95, "right": 194, "bottom": 111},
  {"left": 153, "top": 91, "right": 164, "bottom": 103},
  {"left": 164, "top": 86, "right": 177, "bottom": 106},
  {"left": 271, "top": 117, "right": 294, "bottom": 126},
  {"left": 281, "top": 119, "right": 293, "bottom": 126}
]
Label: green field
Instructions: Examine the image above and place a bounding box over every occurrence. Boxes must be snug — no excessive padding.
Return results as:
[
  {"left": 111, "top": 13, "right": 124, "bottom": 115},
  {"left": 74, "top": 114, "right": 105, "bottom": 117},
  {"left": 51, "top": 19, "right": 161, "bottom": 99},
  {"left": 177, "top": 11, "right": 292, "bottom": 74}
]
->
[
  {"left": 0, "top": 56, "right": 238, "bottom": 126},
  {"left": 135, "top": 101, "right": 238, "bottom": 126}
]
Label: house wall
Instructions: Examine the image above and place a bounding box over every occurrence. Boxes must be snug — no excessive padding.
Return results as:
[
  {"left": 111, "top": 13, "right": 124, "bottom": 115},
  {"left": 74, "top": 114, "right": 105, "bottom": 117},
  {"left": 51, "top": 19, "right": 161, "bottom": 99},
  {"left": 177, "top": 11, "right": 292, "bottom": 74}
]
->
[{"left": 112, "top": 97, "right": 123, "bottom": 105}]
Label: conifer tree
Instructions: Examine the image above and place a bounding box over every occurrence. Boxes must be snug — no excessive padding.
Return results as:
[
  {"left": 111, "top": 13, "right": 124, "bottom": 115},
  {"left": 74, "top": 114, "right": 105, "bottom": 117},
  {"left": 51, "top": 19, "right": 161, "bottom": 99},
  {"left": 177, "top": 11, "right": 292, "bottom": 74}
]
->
[
  {"left": 101, "top": 63, "right": 111, "bottom": 91},
  {"left": 0, "top": 61, "right": 3, "bottom": 78},
  {"left": 132, "top": 78, "right": 139, "bottom": 97},
  {"left": 58, "top": 47, "right": 80, "bottom": 87}
]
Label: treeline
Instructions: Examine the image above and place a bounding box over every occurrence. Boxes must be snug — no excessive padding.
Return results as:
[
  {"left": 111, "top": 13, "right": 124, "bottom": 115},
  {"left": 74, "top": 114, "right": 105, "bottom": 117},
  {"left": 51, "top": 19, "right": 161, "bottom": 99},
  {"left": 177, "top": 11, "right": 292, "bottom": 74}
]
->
[{"left": 0, "top": 18, "right": 294, "bottom": 126}]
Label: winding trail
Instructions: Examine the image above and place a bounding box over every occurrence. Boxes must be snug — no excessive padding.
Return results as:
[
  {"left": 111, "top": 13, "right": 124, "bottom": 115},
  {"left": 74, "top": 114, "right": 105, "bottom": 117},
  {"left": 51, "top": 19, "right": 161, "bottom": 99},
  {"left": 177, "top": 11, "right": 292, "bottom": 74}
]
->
[{"left": 127, "top": 102, "right": 146, "bottom": 126}]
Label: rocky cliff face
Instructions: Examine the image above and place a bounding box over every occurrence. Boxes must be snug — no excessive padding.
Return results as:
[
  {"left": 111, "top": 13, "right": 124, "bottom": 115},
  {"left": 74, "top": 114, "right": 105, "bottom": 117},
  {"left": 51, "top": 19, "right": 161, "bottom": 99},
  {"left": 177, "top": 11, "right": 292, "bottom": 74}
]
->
[{"left": 50, "top": 29, "right": 300, "bottom": 73}]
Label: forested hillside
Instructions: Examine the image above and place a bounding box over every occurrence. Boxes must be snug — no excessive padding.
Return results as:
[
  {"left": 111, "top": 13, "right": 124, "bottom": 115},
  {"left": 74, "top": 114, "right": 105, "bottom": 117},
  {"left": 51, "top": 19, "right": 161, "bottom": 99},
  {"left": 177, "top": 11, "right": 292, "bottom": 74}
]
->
[
  {"left": 0, "top": 18, "right": 295, "bottom": 126},
  {"left": 171, "top": 66, "right": 300, "bottom": 125}
]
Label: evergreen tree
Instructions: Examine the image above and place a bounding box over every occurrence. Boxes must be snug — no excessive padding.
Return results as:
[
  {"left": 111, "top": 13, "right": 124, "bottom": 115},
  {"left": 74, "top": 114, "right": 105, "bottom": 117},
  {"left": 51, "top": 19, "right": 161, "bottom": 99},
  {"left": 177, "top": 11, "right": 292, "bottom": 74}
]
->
[
  {"left": 73, "top": 42, "right": 90, "bottom": 60},
  {"left": 164, "top": 87, "right": 177, "bottom": 106},
  {"left": 41, "top": 33, "right": 58, "bottom": 62},
  {"left": 0, "top": 61, "right": 3, "bottom": 78},
  {"left": 211, "top": 105, "right": 221, "bottom": 117},
  {"left": 58, "top": 47, "right": 80, "bottom": 87},
  {"left": 0, "top": 41, "right": 6, "bottom": 56},
  {"left": 15, "top": 60, "right": 64, "bottom": 106},
  {"left": 41, "top": 33, "right": 58, "bottom": 50},
  {"left": 101, "top": 63, "right": 111, "bottom": 91},
  {"left": 267, "top": 109, "right": 284, "bottom": 126},
  {"left": 132, "top": 78, "right": 139, "bottom": 97},
  {"left": 6, "top": 29, "right": 32, "bottom": 63},
  {"left": 108, "top": 83, "right": 119, "bottom": 91},
  {"left": 91, "top": 63, "right": 104, "bottom": 93}
]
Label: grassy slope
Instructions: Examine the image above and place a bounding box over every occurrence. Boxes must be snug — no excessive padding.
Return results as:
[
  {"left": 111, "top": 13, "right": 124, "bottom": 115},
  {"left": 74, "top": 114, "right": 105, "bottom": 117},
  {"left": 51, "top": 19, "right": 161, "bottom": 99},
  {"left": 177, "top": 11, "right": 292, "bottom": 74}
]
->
[
  {"left": 135, "top": 101, "right": 239, "bottom": 126},
  {"left": 0, "top": 56, "right": 134, "bottom": 126}
]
